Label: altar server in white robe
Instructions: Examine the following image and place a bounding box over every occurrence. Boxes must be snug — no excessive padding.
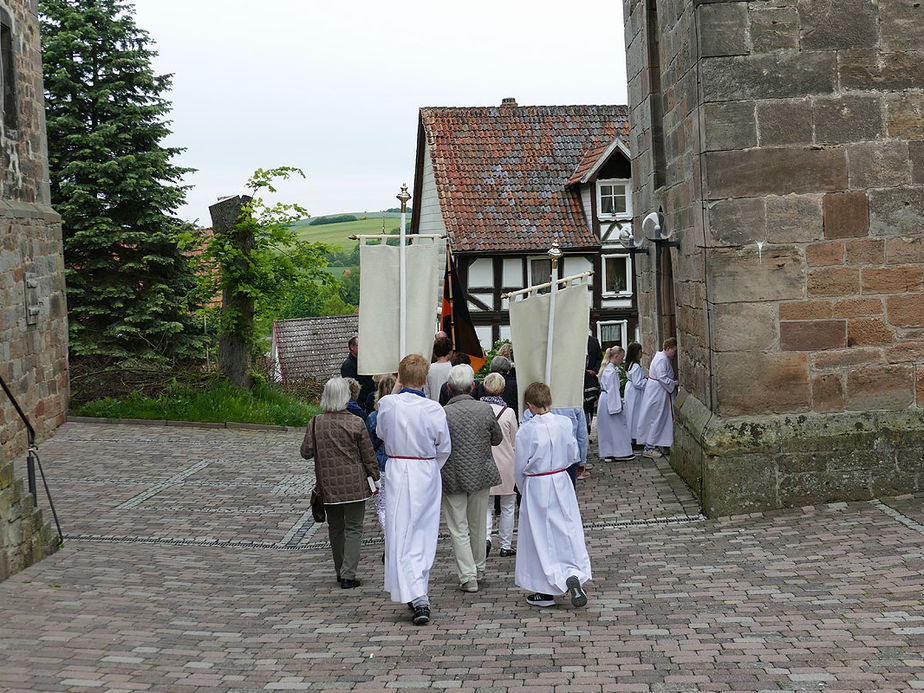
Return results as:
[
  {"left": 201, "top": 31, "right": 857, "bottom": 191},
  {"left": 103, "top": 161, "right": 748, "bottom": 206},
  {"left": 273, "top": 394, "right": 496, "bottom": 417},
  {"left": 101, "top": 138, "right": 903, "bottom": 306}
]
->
[
  {"left": 377, "top": 354, "right": 451, "bottom": 626},
  {"left": 623, "top": 342, "right": 647, "bottom": 443},
  {"left": 596, "top": 346, "right": 634, "bottom": 460},
  {"left": 637, "top": 337, "right": 678, "bottom": 459},
  {"left": 514, "top": 382, "right": 592, "bottom": 608}
]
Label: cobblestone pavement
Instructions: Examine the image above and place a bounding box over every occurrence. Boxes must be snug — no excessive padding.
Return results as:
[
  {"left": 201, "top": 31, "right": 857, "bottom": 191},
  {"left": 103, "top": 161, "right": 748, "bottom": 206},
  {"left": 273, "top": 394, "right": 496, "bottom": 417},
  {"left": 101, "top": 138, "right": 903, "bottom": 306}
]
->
[{"left": 1, "top": 422, "right": 922, "bottom": 693}]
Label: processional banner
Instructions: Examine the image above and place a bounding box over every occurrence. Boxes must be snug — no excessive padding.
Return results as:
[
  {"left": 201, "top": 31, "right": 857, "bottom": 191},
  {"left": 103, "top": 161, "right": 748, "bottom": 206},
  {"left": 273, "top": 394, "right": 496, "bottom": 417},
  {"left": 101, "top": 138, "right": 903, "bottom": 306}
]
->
[
  {"left": 508, "top": 280, "right": 590, "bottom": 413},
  {"left": 357, "top": 240, "right": 442, "bottom": 376}
]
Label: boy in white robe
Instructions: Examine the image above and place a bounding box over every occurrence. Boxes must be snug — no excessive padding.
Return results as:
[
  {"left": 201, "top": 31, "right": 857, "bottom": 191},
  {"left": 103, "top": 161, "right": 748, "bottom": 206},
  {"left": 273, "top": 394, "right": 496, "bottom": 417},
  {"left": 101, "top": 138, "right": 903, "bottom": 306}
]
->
[
  {"left": 377, "top": 354, "right": 451, "bottom": 626},
  {"left": 514, "top": 382, "right": 592, "bottom": 608},
  {"left": 636, "top": 337, "right": 678, "bottom": 459}
]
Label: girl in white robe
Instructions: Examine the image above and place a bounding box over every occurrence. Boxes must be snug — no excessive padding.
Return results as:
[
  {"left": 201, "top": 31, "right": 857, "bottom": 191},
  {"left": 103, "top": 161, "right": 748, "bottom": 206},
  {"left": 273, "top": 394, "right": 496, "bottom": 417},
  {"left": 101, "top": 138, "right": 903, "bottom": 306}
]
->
[
  {"left": 596, "top": 347, "right": 634, "bottom": 459},
  {"left": 514, "top": 382, "right": 591, "bottom": 608},
  {"left": 623, "top": 342, "right": 647, "bottom": 443}
]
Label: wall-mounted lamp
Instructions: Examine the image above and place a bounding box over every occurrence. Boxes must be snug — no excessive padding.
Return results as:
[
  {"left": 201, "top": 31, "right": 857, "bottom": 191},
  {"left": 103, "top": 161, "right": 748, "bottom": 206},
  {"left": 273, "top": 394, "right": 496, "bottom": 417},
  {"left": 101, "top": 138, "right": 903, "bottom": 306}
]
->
[
  {"left": 609, "top": 222, "right": 650, "bottom": 255},
  {"left": 643, "top": 211, "right": 680, "bottom": 249}
]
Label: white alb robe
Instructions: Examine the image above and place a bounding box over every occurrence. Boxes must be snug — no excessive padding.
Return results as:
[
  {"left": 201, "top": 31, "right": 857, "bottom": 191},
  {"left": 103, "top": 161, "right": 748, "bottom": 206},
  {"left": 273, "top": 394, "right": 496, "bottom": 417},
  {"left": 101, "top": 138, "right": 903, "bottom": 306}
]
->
[
  {"left": 624, "top": 362, "right": 647, "bottom": 441},
  {"left": 596, "top": 364, "right": 633, "bottom": 459},
  {"left": 636, "top": 351, "right": 676, "bottom": 447},
  {"left": 377, "top": 391, "right": 451, "bottom": 603},
  {"left": 514, "top": 413, "right": 592, "bottom": 595}
]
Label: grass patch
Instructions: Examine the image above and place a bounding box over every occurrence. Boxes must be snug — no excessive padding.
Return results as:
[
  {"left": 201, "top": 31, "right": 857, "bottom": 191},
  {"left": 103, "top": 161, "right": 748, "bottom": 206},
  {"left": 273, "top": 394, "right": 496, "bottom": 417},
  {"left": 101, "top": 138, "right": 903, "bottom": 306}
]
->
[
  {"left": 291, "top": 216, "right": 406, "bottom": 249},
  {"left": 71, "top": 379, "right": 320, "bottom": 428}
]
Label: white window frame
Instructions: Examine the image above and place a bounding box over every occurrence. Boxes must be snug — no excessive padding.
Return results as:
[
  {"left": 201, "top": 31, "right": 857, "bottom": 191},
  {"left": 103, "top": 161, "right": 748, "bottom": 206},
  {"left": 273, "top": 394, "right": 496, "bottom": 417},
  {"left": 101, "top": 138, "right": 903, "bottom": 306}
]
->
[
  {"left": 601, "top": 252, "right": 633, "bottom": 297},
  {"left": 597, "top": 320, "right": 629, "bottom": 350},
  {"left": 526, "top": 255, "right": 552, "bottom": 292},
  {"left": 597, "top": 178, "right": 632, "bottom": 220}
]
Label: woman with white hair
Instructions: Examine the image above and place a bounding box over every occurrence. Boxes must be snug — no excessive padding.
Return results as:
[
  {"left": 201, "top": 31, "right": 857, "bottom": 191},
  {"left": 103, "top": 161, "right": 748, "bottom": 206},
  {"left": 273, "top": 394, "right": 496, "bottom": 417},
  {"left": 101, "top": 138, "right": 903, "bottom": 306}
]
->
[
  {"left": 301, "top": 377, "right": 379, "bottom": 589},
  {"left": 481, "top": 372, "right": 519, "bottom": 557},
  {"left": 441, "top": 364, "right": 503, "bottom": 593}
]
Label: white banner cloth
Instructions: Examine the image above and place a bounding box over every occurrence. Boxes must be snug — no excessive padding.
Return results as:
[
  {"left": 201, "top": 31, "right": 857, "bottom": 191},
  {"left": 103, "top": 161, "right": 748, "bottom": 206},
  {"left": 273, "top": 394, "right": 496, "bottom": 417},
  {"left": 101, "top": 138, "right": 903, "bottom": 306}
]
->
[
  {"left": 508, "top": 281, "right": 590, "bottom": 412},
  {"left": 357, "top": 241, "right": 442, "bottom": 375}
]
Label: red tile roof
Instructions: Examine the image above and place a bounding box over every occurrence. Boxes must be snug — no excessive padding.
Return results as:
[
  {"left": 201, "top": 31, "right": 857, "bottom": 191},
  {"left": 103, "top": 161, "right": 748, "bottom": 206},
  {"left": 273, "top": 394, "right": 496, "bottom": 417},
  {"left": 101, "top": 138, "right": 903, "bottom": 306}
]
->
[
  {"left": 418, "top": 104, "right": 629, "bottom": 253},
  {"left": 272, "top": 314, "right": 358, "bottom": 383}
]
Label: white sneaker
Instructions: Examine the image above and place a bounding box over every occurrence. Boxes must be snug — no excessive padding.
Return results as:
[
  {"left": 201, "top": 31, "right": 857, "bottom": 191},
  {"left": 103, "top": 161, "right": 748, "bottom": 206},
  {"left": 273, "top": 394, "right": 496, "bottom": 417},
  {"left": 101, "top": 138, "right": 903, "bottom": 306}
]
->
[{"left": 642, "top": 448, "right": 663, "bottom": 459}]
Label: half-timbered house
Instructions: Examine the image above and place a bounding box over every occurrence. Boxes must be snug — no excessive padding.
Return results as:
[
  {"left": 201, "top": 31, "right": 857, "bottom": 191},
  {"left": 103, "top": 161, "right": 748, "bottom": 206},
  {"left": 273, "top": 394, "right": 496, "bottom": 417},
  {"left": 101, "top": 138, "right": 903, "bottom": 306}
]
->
[{"left": 410, "top": 99, "right": 635, "bottom": 352}]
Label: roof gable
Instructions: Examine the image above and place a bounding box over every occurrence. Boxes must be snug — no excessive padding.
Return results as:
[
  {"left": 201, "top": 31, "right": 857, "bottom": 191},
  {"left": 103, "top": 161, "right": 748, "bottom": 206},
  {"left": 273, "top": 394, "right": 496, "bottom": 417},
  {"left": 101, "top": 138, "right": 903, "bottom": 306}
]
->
[
  {"left": 416, "top": 103, "right": 630, "bottom": 253},
  {"left": 567, "top": 138, "right": 632, "bottom": 186}
]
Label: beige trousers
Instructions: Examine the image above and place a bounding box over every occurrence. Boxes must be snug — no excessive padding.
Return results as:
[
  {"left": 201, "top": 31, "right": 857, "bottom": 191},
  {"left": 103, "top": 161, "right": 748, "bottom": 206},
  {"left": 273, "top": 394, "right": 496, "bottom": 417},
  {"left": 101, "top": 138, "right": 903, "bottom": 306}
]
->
[{"left": 442, "top": 488, "right": 490, "bottom": 585}]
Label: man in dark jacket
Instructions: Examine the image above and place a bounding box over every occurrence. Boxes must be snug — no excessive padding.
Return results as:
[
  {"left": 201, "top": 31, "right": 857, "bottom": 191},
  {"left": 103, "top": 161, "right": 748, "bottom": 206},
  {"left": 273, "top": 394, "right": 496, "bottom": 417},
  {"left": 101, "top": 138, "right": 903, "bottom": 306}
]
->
[
  {"left": 340, "top": 336, "right": 375, "bottom": 410},
  {"left": 441, "top": 364, "right": 503, "bottom": 593}
]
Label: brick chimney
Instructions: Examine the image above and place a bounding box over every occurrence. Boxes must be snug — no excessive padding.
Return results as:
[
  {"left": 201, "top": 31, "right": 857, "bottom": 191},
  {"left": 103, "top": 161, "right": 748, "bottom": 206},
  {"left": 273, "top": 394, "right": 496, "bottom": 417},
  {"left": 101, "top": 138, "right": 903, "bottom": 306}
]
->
[{"left": 500, "top": 97, "right": 517, "bottom": 107}]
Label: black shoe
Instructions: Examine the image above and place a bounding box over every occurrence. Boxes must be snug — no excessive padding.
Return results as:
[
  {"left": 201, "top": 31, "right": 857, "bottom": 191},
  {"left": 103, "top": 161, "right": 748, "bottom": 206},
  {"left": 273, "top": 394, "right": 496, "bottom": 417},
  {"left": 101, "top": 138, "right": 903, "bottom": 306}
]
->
[
  {"left": 526, "top": 593, "right": 556, "bottom": 607},
  {"left": 486, "top": 539, "right": 492, "bottom": 557},
  {"left": 566, "top": 576, "right": 587, "bottom": 607},
  {"left": 412, "top": 605, "right": 431, "bottom": 625},
  {"left": 340, "top": 578, "right": 361, "bottom": 589},
  {"left": 499, "top": 547, "right": 516, "bottom": 557}
]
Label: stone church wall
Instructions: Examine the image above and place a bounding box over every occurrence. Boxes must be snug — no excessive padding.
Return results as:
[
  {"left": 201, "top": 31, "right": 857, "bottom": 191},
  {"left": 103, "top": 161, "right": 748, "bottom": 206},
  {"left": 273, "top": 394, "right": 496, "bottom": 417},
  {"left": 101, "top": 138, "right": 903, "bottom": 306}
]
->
[
  {"left": 0, "top": 0, "right": 66, "bottom": 577},
  {"left": 623, "top": 0, "right": 923, "bottom": 515}
]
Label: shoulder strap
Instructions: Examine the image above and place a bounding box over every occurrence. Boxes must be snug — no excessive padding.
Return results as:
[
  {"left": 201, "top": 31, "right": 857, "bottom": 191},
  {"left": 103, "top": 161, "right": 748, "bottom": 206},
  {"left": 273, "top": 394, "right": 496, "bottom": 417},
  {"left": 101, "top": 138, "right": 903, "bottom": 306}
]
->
[{"left": 495, "top": 405, "right": 508, "bottom": 421}]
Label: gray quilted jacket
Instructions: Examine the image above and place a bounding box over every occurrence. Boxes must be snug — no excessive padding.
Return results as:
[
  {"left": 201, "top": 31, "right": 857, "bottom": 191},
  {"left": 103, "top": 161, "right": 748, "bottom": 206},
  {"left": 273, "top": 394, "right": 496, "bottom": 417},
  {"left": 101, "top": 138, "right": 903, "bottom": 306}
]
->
[{"left": 441, "top": 395, "right": 503, "bottom": 495}]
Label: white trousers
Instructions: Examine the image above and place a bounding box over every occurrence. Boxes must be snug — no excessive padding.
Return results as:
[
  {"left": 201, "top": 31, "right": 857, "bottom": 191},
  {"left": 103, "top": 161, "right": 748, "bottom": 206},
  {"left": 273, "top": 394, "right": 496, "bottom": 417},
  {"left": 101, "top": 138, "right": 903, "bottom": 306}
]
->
[{"left": 486, "top": 494, "right": 516, "bottom": 550}]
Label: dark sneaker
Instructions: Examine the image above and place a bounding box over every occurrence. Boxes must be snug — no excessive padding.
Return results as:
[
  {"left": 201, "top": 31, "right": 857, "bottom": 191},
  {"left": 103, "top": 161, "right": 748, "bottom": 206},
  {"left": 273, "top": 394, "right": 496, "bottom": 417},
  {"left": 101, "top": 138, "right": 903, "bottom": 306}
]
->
[
  {"left": 499, "top": 548, "right": 516, "bottom": 557},
  {"left": 486, "top": 539, "right": 492, "bottom": 557},
  {"left": 340, "top": 578, "right": 361, "bottom": 589},
  {"left": 412, "top": 605, "right": 431, "bottom": 625},
  {"left": 566, "top": 576, "right": 587, "bottom": 607},
  {"left": 526, "top": 593, "right": 556, "bottom": 607}
]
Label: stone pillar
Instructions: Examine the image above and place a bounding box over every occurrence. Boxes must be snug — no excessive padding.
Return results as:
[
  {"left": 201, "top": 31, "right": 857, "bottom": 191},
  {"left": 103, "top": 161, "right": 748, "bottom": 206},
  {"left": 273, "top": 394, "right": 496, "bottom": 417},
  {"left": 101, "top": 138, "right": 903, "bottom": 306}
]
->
[
  {"left": 208, "top": 195, "right": 255, "bottom": 390},
  {"left": 623, "top": 0, "right": 924, "bottom": 515}
]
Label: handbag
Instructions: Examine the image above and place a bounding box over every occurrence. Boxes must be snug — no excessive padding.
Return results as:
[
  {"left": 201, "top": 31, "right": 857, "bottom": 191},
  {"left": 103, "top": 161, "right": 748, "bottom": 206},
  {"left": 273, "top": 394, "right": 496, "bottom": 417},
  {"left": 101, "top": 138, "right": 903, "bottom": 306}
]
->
[
  {"left": 310, "top": 417, "right": 325, "bottom": 523},
  {"left": 311, "top": 486, "right": 326, "bottom": 523}
]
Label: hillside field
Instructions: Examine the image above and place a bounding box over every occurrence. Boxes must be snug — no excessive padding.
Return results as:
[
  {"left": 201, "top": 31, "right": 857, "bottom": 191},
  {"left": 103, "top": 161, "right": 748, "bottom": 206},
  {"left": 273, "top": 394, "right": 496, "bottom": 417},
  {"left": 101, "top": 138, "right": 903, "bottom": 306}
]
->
[{"left": 291, "top": 214, "right": 407, "bottom": 250}]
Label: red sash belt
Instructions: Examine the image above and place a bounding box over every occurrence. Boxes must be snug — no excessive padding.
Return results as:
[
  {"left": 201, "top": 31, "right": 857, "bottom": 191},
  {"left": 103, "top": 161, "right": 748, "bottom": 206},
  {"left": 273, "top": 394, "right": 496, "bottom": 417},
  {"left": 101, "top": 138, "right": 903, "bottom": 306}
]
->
[
  {"left": 390, "top": 455, "right": 435, "bottom": 461},
  {"left": 527, "top": 467, "right": 570, "bottom": 477}
]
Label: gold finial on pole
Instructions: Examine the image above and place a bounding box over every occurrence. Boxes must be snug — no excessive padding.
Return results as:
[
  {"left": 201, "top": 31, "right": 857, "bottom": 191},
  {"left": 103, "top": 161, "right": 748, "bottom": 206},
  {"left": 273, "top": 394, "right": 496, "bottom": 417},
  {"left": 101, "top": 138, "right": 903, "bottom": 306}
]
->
[
  {"left": 396, "top": 183, "right": 411, "bottom": 212},
  {"left": 548, "top": 240, "right": 562, "bottom": 270}
]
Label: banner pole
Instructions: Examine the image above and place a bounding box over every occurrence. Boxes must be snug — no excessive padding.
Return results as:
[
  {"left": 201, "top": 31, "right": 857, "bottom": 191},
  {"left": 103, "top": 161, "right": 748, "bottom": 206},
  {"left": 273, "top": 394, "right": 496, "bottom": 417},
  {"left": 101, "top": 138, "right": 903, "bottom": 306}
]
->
[
  {"left": 397, "top": 184, "right": 411, "bottom": 359},
  {"left": 545, "top": 241, "right": 563, "bottom": 384}
]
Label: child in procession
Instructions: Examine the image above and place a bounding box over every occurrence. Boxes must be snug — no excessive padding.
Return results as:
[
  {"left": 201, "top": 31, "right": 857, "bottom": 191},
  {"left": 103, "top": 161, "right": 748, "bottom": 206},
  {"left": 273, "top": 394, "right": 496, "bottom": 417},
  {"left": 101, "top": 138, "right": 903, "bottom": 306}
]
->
[{"left": 514, "top": 382, "right": 592, "bottom": 608}]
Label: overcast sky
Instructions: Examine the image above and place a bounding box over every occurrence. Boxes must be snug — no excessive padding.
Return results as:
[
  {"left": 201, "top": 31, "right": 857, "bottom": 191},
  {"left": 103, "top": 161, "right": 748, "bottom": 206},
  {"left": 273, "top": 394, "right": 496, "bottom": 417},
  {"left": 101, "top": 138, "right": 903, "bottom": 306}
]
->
[{"left": 131, "top": 0, "right": 628, "bottom": 226}]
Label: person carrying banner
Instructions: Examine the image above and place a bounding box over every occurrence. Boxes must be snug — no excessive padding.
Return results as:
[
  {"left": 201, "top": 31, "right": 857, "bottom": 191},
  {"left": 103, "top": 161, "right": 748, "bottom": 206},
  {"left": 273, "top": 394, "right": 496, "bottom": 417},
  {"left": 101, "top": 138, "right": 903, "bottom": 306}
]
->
[
  {"left": 514, "top": 382, "right": 592, "bottom": 609},
  {"left": 376, "top": 354, "right": 451, "bottom": 625},
  {"left": 636, "top": 337, "right": 678, "bottom": 459}
]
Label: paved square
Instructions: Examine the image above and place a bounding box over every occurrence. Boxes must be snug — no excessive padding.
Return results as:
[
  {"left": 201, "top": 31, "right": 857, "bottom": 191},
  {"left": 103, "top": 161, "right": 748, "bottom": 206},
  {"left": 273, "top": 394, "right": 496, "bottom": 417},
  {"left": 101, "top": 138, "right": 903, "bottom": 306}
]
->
[{"left": 1, "top": 422, "right": 921, "bottom": 692}]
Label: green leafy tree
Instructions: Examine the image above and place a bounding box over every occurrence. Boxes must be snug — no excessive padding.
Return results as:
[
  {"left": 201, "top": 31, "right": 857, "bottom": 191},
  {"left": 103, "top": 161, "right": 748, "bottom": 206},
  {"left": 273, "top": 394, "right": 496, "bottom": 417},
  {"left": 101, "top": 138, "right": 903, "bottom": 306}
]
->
[
  {"left": 193, "top": 167, "right": 333, "bottom": 386},
  {"left": 41, "top": 0, "right": 203, "bottom": 359},
  {"left": 338, "top": 268, "right": 360, "bottom": 305}
]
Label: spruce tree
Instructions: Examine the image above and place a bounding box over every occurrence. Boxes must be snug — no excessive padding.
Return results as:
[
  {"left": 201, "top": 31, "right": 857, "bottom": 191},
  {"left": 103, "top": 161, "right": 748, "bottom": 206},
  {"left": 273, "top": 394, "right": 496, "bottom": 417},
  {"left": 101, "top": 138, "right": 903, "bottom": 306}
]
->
[{"left": 40, "top": 0, "right": 203, "bottom": 360}]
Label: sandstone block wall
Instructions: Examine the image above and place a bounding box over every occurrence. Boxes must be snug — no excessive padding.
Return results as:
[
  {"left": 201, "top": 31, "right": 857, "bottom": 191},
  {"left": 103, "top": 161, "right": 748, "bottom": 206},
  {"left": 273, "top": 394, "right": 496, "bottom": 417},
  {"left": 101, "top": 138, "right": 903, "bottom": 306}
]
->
[
  {"left": 0, "top": 0, "right": 68, "bottom": 461},
  {"left": 0, "top": 0, "right": 68, "bottom": 578},
  {"left": 623, "top": 0, "right": 923, "bottom": 515},
  {"left": 0, "top": 451, "right": 59, "bottom": 580}
]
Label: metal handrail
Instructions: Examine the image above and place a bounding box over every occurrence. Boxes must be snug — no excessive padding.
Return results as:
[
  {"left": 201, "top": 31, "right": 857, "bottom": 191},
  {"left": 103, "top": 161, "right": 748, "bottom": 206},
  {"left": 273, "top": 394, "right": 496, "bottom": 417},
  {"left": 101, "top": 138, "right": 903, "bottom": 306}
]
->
[{"left": 0, "top": 374, "right": 63, "bottom": 545}]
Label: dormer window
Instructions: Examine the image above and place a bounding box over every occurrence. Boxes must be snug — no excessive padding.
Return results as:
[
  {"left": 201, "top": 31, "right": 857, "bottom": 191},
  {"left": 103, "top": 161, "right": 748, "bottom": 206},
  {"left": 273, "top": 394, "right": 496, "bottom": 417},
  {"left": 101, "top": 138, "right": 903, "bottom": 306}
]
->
[{"left": 597, "top": 179, "right": 631, "bottom": 219}]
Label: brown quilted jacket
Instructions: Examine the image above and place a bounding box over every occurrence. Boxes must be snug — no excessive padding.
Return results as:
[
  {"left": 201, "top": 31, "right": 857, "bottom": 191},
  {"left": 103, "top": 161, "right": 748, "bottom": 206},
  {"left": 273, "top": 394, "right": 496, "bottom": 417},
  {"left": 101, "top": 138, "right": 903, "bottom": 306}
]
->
[{"left": 300, "top": 412, "right": 379, "bottom": 504}]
